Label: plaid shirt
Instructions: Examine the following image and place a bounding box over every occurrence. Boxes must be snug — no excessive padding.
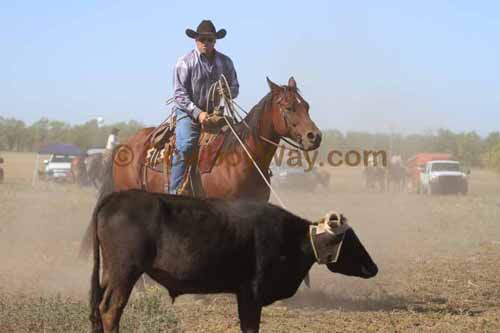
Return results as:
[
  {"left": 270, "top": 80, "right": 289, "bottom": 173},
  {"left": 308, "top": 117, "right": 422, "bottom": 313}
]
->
[{"left": 173, "top": 49, "right": 239, "bottom": 121}]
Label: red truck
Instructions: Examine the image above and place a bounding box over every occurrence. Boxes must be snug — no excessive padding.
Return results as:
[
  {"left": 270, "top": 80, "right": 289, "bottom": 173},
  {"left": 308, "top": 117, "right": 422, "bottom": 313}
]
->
[{"left": 407, "top": 153, "right": 452, "bottom": 193}]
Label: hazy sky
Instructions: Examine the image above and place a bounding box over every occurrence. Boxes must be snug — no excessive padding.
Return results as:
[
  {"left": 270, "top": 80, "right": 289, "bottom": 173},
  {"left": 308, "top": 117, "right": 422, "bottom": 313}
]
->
[{"left": 1, "top": 1, "right": 499, "bottom": 135}]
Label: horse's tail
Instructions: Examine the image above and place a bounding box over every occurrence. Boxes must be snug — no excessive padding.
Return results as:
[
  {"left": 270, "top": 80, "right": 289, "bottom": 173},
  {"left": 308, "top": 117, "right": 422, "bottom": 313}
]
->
[
  {"left": 89, "top": 199, "right": 104, "bottom": 332},
  {"left": 79, "top": 150, "right": 115, "bottom": 259}
]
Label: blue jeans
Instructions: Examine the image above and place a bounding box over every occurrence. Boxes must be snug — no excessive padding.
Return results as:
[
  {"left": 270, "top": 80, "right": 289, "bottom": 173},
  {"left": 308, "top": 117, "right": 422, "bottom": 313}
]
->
[{"left": 169, "top": 108, "right": 200, "bottom": 194}]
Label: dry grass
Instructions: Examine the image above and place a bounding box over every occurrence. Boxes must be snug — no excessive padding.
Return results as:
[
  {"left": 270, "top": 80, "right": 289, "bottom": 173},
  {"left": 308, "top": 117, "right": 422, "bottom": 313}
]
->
[
  {"left": 0, "top": 152, "right": 499, "bottom": 332},
  {"left": 0, "top": 290, "right": 178, "bottom": 332}
]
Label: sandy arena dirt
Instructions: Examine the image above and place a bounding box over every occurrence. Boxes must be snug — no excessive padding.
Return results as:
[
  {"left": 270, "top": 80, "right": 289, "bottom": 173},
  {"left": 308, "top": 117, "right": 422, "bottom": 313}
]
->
[{"left": 0, "top": 151, "right": 499, "bottom": 332}]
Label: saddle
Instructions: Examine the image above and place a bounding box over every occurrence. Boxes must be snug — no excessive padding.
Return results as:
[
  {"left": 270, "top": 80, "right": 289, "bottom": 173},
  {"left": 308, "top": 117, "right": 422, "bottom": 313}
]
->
[
  {"left": 141, "top": 113, "right": 228, "bottom": 195},
  {"left": 149, "top": 119, "right": 175, "bottom": 149}
]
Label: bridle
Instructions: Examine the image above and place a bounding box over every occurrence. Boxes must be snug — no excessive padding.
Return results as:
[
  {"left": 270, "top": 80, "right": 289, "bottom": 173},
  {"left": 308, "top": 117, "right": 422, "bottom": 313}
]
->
[
  {"left": 210, "top": 76, "right": 309, "bottom": 152},
  {"left": 219, "top": 82, "right": 305, "bottom": 150},
  {"left": 268, "top": 89, "right": 309, "bottom": 151}
]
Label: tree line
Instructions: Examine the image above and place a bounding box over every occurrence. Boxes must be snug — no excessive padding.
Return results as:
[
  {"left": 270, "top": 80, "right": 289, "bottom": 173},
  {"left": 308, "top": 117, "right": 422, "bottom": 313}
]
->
[
  {"left": 1, "top": 116, "right": 500, "bottom": 174},
  {"left": 319, "top": 128, "right": 500, "bottom": 173},
  {"left": 0, "top": 117, "right": 144, "bottom": 152}
]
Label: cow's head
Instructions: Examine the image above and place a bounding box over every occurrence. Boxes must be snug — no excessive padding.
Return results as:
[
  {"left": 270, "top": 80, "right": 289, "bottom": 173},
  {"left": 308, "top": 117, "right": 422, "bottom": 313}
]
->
[{"left": 310, "top": 212, "right": 378, "bottom": 279}]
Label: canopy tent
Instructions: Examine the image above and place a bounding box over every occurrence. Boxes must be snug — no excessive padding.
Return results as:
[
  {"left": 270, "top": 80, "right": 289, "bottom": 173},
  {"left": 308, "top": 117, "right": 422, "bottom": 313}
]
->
[
  {"left": 32, "top": 143, "right": 83, "bottom": 185},
  {"left": 38, "top": 143, "right": 82, "bottom": 155}
]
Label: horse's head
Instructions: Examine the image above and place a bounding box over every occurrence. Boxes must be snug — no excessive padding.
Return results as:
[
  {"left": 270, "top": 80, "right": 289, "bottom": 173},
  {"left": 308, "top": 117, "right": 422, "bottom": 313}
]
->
[{"left": 267, "top": 77, "right": 322, "bottom": 151}]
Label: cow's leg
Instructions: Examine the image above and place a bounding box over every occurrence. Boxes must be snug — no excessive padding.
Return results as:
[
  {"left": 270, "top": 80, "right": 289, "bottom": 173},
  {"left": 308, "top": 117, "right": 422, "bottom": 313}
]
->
[
  {"left": 236, "top": 288, "right": 262, "bottom": 333},
  {"left": 99, "top": 271, "right": 140, "bottom": 333}
]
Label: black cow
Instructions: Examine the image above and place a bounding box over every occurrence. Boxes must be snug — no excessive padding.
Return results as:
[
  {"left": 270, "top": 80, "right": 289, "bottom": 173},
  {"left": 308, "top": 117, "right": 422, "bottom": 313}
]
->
[{"left": 83, "top": 190, "right": 378, "bottom": 333}]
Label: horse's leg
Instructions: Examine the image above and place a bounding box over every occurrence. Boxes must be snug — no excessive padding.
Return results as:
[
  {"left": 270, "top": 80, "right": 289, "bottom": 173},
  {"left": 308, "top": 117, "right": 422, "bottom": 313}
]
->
[{"left": 236, "top": 287, "right": 262, "bottom": 333}]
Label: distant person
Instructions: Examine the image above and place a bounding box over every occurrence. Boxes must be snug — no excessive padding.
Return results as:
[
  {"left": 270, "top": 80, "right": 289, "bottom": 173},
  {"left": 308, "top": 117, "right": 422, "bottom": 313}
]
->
[
  {"left": 103, "top": 127, "right": 120, "bottom": 163},
  {"left": 391, "top": 154, "right": 402, "bottom": 166},
  {"left": 106, "top": 127, "right": 120, "bottom": 151}
]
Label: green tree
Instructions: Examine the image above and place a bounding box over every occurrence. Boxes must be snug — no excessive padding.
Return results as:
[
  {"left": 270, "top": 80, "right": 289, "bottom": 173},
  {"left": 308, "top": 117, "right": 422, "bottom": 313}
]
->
[
  {"left": 434, "top": 128, "right": 456, "bottom": 154},
  {"left": 490, "top": 142, "right": 500, "bottom": 175},
  {"left": 455, "top": 131, "right": 482, "bottom": 167},
  {"left": 1, "top": 117, "right": 27, "bottom": 151},
  {"left": 30, "top": 118, "right": 50, "bottom": 151}
]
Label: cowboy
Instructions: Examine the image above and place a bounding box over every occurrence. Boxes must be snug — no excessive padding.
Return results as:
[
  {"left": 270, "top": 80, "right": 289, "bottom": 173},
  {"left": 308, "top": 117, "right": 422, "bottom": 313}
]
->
[{"left": 170, "top": 20, "right": 239, "bottom": 194}]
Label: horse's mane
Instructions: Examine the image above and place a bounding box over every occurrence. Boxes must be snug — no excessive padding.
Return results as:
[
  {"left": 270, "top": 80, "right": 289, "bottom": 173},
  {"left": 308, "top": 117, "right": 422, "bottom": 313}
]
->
[{"left": 220, "top": 92, "right": 272, "bottom": 153}]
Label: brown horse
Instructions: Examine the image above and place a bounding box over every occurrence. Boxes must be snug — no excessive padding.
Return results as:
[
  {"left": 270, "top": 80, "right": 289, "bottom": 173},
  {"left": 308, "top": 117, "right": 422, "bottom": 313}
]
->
[{"left": 108, "top": 77, "right": 321, "bottom": 201}]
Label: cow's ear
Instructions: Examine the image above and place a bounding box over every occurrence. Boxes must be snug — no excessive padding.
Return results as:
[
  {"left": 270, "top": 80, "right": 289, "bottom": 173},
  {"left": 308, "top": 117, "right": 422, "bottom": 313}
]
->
[
  {"left": 267, "top": 77, "right": 282, "bottom": 95},
  {"left": 288, "top": 76, "right": 297, "bottom": 89}
]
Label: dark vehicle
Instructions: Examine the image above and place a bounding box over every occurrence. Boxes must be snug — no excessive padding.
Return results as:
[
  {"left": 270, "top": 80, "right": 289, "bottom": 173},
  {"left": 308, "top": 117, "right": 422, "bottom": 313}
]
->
[{"left": 270, "top": 164, "right": 330, "bottom": 192}]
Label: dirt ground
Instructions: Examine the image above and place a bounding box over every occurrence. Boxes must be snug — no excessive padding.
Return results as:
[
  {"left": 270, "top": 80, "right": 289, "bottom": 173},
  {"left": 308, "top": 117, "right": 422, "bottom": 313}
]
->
[{"left": 1, "top": 151, "right": 499, "bottom": 332}]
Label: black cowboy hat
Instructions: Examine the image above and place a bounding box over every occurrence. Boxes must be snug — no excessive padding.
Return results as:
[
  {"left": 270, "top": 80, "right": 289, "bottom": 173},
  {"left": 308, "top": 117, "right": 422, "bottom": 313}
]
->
[{"left": 186, "top": 20, "right": 226, "bottom": 40}]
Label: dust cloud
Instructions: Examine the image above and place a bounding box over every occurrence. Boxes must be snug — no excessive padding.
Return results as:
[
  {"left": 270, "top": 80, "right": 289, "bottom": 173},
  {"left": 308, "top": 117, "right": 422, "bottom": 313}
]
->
[
  {"left": 1, "top": 152, "right": 499, "bottom": 331},
  {"left": 269, "top": 165, "right": 500, "bottom": 311},
  {"left": 0, "top": 178, "right": 95, "bottom": 297}
]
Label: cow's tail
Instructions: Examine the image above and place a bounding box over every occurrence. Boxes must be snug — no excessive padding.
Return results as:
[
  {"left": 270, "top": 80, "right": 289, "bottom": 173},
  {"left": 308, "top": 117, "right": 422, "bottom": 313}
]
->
[
  {"left": 79, "top": 151, "right": 115, "bottom": 259},
  {"left": 89, "top": 203, "right": 103, "bottom": 332}
]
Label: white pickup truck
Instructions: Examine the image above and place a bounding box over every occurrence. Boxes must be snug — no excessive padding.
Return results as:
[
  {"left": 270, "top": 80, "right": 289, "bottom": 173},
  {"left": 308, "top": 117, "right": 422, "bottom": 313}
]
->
[
  {"left": 420, "top": 160, "right": 469, "bottom": 195},
  {"left": 44, "top": 154, "right": 76, "bottom": 181}
]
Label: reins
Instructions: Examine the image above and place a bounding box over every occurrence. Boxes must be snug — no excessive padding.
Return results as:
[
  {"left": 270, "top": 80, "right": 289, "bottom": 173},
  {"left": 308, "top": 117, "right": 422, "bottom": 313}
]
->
[
  {"left": 212, "top": 77, "right": 315, "bottom": 286},
  {"left": 163, "top": 76, "right": 308, "bottom": 208},
  {"left": 231, "top": 97, "right": 306, "bottom": 151},
  {"left": 166, "top": 78, "right": 316, "bottom": 286}
]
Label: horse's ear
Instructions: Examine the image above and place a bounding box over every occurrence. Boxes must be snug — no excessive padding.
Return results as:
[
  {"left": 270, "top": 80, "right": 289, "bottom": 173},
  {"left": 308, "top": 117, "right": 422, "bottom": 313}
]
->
[
  {"left": 288, "top": 76, "right": 297, "bottom": 89},
  {"left": 267, "top": 77, "right": 282, "bottom": 95}
]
